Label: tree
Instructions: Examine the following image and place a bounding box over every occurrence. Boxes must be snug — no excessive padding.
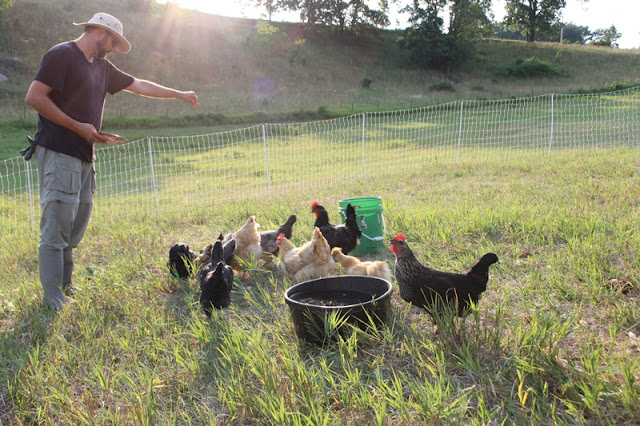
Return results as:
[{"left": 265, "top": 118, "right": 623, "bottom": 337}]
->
[
  {"left": 493, "top": 22, "right": 526, "bottom": 40},
  {"left": 347, "top": 0, "right": 390, "bottom": 33},
  {"left": 282, "top": 0, "right": 389, "bottom": 32},
  {"left": 398, "top": 0, "right": 491, "bottom": 77},
  {"left": 398, "top": 2, "right": 450, "bottom": 70},
  {"left": 252, "top": 0, "right": 288, "bottom": 21},
  {"left": 495, "top": 21, "right": 593, "bottom": 45},
  {"left": 559, "top": 22, "right": 591, "bottom": 44},
  {"left": 0, "top": 0, "right": 13, "bottom": 12},
  {"left": 589, "top": 25, "right": 621, "bottom": 48},
  {"left": 504, "top": 0, "right": 566, "bottom": 43},
  {"left": 448, "top": 0, "right": 493, "bottom": 40}
]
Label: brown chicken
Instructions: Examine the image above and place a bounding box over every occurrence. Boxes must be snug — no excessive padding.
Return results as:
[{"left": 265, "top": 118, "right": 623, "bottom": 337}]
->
[
  {"left": 198, "top": 235, "right": 236, "bottom": 266},
  {"left": 331, "top": 247, "right": 392, "bottom": 282},
  {"left": 390, "top": 234, "right": 499, "bottom": 318},
  {"left": 311, "top": 201, "right": 361, "bottom": 255},
  {"left": 277, "top": 227, "right": 336, "bottom": 283}
]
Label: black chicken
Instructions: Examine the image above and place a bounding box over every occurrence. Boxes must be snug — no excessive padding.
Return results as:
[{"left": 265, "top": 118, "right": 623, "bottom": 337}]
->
[
  {"left": 168, "top": 243, "right": 197, "bottom": 279},
  {"left": 199, "top": 240, "right": 234, "bottom": 317},
  {"left": 311, "top": 201, "right": 361, "bottom": 255},
  {"left": 390, "top": 234, "right": 499, "bottom": 318},
  {"left": 216, "top": 233, "right": 236, "bottom": 265},
  {"left": 260, "top": 214, "right": 297, "bottom": 258}
]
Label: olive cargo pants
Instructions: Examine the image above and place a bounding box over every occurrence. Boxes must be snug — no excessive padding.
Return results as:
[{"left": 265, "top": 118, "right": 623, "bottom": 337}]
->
[{"left": 35, "top": 146, "right": 95, "bottom": 309}]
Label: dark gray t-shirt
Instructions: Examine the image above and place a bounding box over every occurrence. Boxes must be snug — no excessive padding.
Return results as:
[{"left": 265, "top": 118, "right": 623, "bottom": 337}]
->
[{"left": 33, "top": 41, "right": 134, "bottom": 162}]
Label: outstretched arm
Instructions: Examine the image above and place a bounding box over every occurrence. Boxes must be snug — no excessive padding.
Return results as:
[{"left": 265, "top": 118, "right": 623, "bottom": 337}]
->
[
  {"left": 124, "top": 78, "right": 199, "bottom": 107},
  {"left": 25, "top": 80, "right": 108, "bottom": 143}
]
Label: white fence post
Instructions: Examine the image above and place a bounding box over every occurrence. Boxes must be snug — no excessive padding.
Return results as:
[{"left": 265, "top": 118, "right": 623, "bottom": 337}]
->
[
  {"left": 456, "top": 100, "right": 464, "bottom": 163},
  {"left": 362, "top": 112, "right": 367, "bottom": 179},
  {"left": 548, "top": 93, "right": 555, "bottom": 156},
  {"left": 262, "top": 123, "right": 272, "bottom": 199},
  {"left": 147, "top": 136, "right": 160, "bottom": 214}
]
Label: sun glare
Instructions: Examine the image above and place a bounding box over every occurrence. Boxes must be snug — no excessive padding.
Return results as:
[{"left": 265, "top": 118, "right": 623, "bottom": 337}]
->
[{"left": 155, "top": 0, "right": 262, "bottom": 20}]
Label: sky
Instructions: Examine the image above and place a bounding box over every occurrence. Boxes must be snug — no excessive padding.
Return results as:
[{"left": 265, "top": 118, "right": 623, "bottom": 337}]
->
[{"left": 156, "top": 0, "right": 640, "bottom": 49}]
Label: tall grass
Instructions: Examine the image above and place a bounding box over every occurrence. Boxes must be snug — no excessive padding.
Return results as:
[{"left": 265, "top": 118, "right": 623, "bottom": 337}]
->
[{"left": 1, "top": 148, "right": 639, "bottom": 424}]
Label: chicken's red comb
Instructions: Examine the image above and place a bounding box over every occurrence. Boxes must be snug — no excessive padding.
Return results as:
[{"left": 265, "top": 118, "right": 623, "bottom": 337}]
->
[
  {"left": 277, "top": 233, "right": 286, "bottom": 239},
  {"left": 311, "top": 201, "right": 319, "bottom": 210},
  {"left": 392, "top": 233, "right": 407, "bottom": 241}
]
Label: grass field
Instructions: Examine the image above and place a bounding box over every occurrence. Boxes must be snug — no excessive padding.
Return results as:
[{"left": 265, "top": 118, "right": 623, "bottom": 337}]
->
[
  {"left": 1, "top": 147, "right": 639, "bottom": 424},
  {"left": 1, "top": 2, "right": 639, "bottom": 422}
]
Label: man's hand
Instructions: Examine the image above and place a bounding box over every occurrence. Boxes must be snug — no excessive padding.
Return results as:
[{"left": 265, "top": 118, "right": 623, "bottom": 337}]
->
[
  {"left": 73, "top": 122, "right": 108, "bottom": 144},
  {"left": 180, "top": 91, "right": 199, "bottom": 107}
]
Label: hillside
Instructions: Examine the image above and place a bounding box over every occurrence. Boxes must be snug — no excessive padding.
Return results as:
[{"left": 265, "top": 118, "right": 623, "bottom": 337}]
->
[{"left": 1, "top": 0, "right": 639, "bottom": 124}]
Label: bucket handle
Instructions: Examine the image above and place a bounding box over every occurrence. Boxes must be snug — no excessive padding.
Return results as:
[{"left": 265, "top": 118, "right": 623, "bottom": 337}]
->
[
  {"left": 360, "top": 213, "right": 386, "bottom": 242},
  {"left": 361, "top": 233, "right": 384, "bottom": 242}
]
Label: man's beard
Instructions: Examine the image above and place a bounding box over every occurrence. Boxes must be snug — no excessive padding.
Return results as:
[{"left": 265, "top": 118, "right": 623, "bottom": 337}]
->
[{"left": 96, "top": 37, "right": 110, "bottom": 59}]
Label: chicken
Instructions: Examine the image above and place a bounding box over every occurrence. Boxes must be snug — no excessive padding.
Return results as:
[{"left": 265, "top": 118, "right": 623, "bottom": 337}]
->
[
  {"left": 277, "top": 227, "right": 336, "bottom": 283},
  {"left": 311, "top": 201, "right": 361, "bottom": 255},
  {"left": 216, "top": 233, "right": 237, "bottom": 265},
  {"left": 168, "top": 243, "right": 197, "bottom": 279},
  {"left": 276, "top": 234, "right": 309, "bottom": 278},
  {"left": 199, "top": 240, "right": 234, "bottom": 317},
  {"left": 331, "top": 247, "right": 392, "bottom": 282},
  {"left": 223, "top": 216, "right": 262, "bottom": 264},
  {"left": 260, "top": 214, "right": 297, "bottom": 260},
  {"left": 198, "top": 242, "right": 215, "bottom": 264},
  {"left": 390, "top": 234, "right": 499, "bottom": 318},
  {"left": 197, "top": 236, "right": 235, "bottom": 267}
]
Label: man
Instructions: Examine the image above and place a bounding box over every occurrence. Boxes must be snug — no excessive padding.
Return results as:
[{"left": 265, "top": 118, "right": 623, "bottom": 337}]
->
[{"left": 24, "top": 12, "right": 199, "bottom": 310}]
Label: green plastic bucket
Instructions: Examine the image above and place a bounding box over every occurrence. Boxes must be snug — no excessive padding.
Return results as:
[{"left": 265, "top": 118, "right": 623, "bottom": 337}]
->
[{"left": 338, "top": 197, "right": 385, "bottom": 254}]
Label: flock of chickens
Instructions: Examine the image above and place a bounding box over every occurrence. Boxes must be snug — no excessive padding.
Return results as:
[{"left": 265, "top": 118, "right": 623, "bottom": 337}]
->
[{"left": 168, "top": 201, "right": 500, "bottom": 323}]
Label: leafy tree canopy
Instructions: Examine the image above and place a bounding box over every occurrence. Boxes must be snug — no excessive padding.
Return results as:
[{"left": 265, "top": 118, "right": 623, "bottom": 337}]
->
[
  {"left": 589, "top": 25, "right": 621, "bottom": 48},
  {"left": 254, "top": 0, "right": 390, "bottom": 33},
  {"left": 504, "top": 0, "right": 566, "bottom": 43},
  {"left": 397, "top": 0, "right": 477, "bottom": 77},
  {"left": 559, "top": 22, "right": 591, "bottom": 44}
]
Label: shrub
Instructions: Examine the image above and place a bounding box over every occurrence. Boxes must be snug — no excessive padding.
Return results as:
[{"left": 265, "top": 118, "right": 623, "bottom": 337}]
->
[
  {"left": 429, "top": 81, "right": 456, "bottom": 92},
  {"left": 502, "top": 56, "right": 565, "bottom": 79}
]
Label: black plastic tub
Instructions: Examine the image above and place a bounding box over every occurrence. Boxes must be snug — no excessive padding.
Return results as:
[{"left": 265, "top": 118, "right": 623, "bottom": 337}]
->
[{"left": 284, "top": 275, "right": 393, "bottom": 343}]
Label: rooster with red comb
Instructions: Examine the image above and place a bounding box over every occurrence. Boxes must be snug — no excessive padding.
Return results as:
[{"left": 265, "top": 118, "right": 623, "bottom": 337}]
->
[
  {"left": 390, "top": 234, "right": 499, "bottom": 319},
  {"left": 311, "top": 201, "right": 361, "bottom": 255}
]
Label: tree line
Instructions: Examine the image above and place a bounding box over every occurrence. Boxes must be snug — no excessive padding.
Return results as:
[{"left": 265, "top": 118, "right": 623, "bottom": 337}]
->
[
  {"left": 249, "top": 0, "right": 621, "bottom": 76},
  {"left": 253, "top": 0, "right": 619, "bottom": 47}
]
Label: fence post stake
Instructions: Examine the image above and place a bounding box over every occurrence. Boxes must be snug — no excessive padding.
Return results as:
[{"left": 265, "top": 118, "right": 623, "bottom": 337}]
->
[
  {"left": 25, "top": 160, "right": 35, "bottom": 234},
  {"left": 456, "top": 100, "right": 464, "bottom": 163},
  {"left": 362, "top": 112, "right": 367, "bottom": 179},
  {"left": 548, "top": 93, "right": 555, "bottom": 156},
  {"left": 262, "top": 123, "right": 272, "bottom": 199},
  {"left": 147, "top": 136, "right": 160, "bottom": 214}
]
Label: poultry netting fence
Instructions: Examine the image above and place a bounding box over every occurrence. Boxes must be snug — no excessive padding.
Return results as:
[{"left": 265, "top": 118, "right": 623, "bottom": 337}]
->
[{"left": 2, "top": 87, "right": 639, "bottom": 235}]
